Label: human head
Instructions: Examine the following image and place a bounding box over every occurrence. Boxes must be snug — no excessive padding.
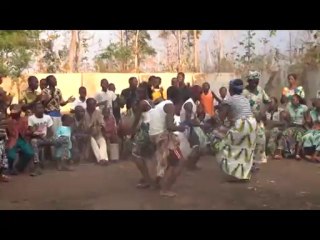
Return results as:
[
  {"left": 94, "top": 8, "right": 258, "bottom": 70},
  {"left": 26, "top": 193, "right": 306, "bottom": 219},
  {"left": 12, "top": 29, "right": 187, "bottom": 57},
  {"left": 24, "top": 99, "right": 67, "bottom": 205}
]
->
[
  {"left": 167, "top": 86, "right": 181, "bottom": 105},
  {"left": 46, "top": 75, "right": 57, "bottom": 88},
  {"left": 219, "top": 87, "right": 227, "bottom": 99},
  {"left": 171, "top": 77, "right": 178, "bottom": 87},
  {"left": 229, "top": 79, "right": 244, "bottom": 96},
  {"left": 86, "top": 98, "right": 97, "bottom": 113},
  {"left": 247, "top": 71, "right": 261, "bottom": 89},
  {"left": 61, "top": 114, "right": 74, "bottom": 127},
  {"left": 28, "top": 76, "right": 39, "bottom": 91},
  {"left": 148, "top": 76, "right": 156, "bottom": 87},
  {"left": 177, "top": 72, "right": 185, "bottom": 87},
  {"left": 202, "top": 82, "right": 210, "bottom": 94},
  {"left": 287, "top": 73, "right": 298, "bottom": 87},
  {"left": 267, "top": 97, "right": 278, "bottom": 111},
  {"left": 190, "top": 85, "right": 202, "bottom": 102},
  {"left": 79, "top": 86, "right": 87, "bottom": 99},
  {"left": 34, "top": 102, "right": 45, "bottom": 118},
  {"left": 108, "top": 83, "right": 116, "bottom": 92},
  {"left": 153, "top": 76, "right": 161, "bottom": 88},
  {"left": 291, "top": 94, "right": 302, "bottom": 107},
  {"left": 129, "top": 77, "right": 138, "bottom": 89},
  {"left": 9, "top": 104, "right": 22, "bottom": 118},
  {"left": 100, "top": 79, "right": 109, "bottom": 91},
  {"left": 40, "top": 78, "right": 47, "bottom": 90},
  {"left": 74, "top": 106, "right": 85, "bottom": 120}
]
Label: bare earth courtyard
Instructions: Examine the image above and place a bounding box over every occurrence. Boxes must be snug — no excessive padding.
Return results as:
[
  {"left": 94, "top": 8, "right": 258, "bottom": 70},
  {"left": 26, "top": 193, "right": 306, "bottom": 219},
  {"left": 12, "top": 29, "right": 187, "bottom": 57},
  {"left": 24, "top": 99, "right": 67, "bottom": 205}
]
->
[{"left": 1, "top": 156, "right": 320, "bottom": 210}]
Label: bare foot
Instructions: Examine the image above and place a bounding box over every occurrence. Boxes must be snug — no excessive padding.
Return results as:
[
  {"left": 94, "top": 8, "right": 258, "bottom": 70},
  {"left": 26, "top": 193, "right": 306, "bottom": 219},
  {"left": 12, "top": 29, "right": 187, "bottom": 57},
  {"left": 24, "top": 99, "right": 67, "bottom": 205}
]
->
[
  {"left": 160, "top": 190, "right": 177, "bottom": 198},
  {"left": 295, "top": 155, "right": 302, "bottom": 161}
]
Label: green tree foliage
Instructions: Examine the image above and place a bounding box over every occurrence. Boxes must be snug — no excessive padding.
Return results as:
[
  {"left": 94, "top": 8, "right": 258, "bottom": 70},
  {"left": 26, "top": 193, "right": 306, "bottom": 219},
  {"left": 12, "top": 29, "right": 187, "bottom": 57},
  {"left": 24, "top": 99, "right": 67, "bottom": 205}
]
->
[
  {"left": 0, "top": 30, "right": 41, "bottom": 77},
  {"left": 96, "top": 30, "right": 156, "bottom": 72}
]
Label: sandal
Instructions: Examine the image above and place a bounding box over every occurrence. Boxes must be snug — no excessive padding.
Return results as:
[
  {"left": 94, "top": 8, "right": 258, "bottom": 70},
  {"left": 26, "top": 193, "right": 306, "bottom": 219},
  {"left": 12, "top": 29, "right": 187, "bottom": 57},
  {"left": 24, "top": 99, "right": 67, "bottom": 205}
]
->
[
  {"left": 273, "top": 155, "right": 282, "bottom": 160},
  {"left": 160, "top": 190, "right": 177, "bottom": 198},
  {"left": 295, "top": 155, "right": 302, "bottom": 160},
  {"left": 136, "top": 182, "right": 150, "bottom": 189}
]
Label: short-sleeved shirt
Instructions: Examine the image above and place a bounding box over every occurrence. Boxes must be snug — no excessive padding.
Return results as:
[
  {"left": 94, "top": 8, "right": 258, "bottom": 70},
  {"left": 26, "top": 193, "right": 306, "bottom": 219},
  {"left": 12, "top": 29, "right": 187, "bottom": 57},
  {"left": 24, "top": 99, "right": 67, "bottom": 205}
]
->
[
  {"left": 95, "top": 90, "right": 117, "bottom": 111},
  {"left": 42, "top": 88, "right": 64, "bottom": 112},
  {"left": 20, "top": 88, "right": 40, "bottom": 105},
  {"left": 309, "top": 108, "right": 320, "bottom": 123},
  {"left": 56, "top": 126, "right": 72, "bottom": 149},
  {"left": 243, "top": 86, "right": 271, "bottom": 115},
  {"left": 287, "top": 104, "right": 308, "bottom": 125},
  {"left": 224, "top": 94, "right": 252, "bottom": 122},
  {"left": 28, "top": 114, "right": 53, "bottom": 137},
  {"left": 71, "top": 98, "right": 87, "bottom": 110}
]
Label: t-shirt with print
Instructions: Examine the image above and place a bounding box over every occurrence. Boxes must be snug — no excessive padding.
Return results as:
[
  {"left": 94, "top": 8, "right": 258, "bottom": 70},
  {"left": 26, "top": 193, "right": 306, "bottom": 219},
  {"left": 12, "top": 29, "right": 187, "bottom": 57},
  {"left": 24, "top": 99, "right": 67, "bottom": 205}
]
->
[
  {"left": 42, "top": 88, "right": 64, "bottom": 112},
  {"left": 28, "top": 114, "right": 53, "bottom": 137}
]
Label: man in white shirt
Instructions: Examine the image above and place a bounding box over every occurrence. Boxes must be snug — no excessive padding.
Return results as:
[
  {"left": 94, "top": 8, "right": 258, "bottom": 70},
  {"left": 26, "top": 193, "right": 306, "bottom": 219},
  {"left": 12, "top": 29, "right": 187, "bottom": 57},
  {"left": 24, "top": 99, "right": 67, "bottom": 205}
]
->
[
  {"left": 29, "top": 102, "right": 71, "bottom": 175},
  {"left": 71, "top": 86, "right": 87, "bottom": 113},
  {"left": 95, "top": 79, "right": 117, "bottom": 111}
]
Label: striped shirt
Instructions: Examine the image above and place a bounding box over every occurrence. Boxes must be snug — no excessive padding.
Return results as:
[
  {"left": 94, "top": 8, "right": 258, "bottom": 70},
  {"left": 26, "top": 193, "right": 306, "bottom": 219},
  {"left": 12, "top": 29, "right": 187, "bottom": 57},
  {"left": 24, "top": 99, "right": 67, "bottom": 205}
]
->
[{"left": 224, "top": 95, "right": 252, "bottom": 121}]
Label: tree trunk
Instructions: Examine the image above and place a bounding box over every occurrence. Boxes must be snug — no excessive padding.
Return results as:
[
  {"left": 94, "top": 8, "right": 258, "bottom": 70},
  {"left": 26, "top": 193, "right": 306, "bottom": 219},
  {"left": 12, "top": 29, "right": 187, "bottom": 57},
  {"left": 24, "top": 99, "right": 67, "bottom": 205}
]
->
[
  {"left": 134, "top": 30, "right": 140, "bottom": 73},
  {"left": 75, "top": 31, "right": 81, "bottom": 72},
  {"left": 193, "top": 30, "right": 199, "bottom": 72},
  {"left": 177, "top": 30, "right": 181, "bottom": 72},
  {"left": 67, "top": 30, "right": 78, "bottom": 72}
]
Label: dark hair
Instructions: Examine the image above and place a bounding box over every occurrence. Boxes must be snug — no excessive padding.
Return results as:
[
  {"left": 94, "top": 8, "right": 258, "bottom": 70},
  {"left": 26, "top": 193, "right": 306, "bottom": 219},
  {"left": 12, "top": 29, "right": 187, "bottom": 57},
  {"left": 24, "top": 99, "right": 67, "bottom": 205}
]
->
[
  {"left": 288, "top": 73, "right": 298, "bottom": 80},
  {"left": 28, "top": 76, "right": 38, "bottom": 84},
  {"left": 219, "top": 86, "right": 227, "bottom": 91},
  {"left": 129, "top": 77, "right": 137, "bottom": 84},
  {"left": 177, "top": 72, "right": 185, "bottom": 78},
  {"left": 46, "top": 75, "right": 55, "bottom": 81},
  {"left": 138, "top": 81, "right": 152, "bottom": 99},
  {"left": 61, "top": 114, "right": 72, "bottom": 123},
  {"left": 292, "top": 94, "right": 305, "bottom": 105},
  {"left": 202, "top": 82, "right": 210, "bottom": 88},
  {"left": 40, "top": 78, "right": 47, "bottom": 84},
  {"left": 79, "top": 86, "right": 86, "bottom": 91},
  {"left": 167, "top": 86, "right": 181, "bottom": 103},
  {"left": 33, "top": 102, "right": 44, "bottom": 110},
  {"left": 148, "top": 75, "right": 156, "bottom": 83},
  {"left": 86, "top": 98, "right": 96, "bottom": 104},
  {"left": 108, "top": 83, "right": 115, "bottom": 87},
  {"left": 101, "top": 78, "right": 108, "bottom": 84}
]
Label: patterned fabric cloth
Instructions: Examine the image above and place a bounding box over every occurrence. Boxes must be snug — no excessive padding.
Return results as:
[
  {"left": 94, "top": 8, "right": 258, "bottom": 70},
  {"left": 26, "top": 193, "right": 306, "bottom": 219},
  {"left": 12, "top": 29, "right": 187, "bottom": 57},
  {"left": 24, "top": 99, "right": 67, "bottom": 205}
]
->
[
  {"left": 282, "top": 86, "right": 305, "bottom": 100},
  {"left": 42, "top": 88, "right": 64, "bottom": 112},
  {"left": 287, "top": 104, "right": 308, "bottom": 125},
  {"left": 31, "top": 136, "right": 69, "bottom": 163},
  {"left": 302, "top": 108, "right": 320, "bottom": 152},
  {"left": 149, "top": 131, "right": 180, "bottom": 178},
  {"left": 132, "top": 122, "right": 154, "bottom": 158},
  {"left": 20, "top": 88, "right": 41, "bottom": 115},
  {"left": 242, "top": 86, "right": 271, "bottom": 115},
  {"left": 278, "top": 127, "right": 306, "bottom": 157},
  {"left": 254, "top": 122, "right": 267, "bottom": 163},
  {"left": 0, "top": 139, "right": 8, "bottom": 170},
  {"left": 265, "top": 108, "right": 284, "bottom": 155},
  {"left": 214, "top": 116, "right": 257, "bottom": 180}
]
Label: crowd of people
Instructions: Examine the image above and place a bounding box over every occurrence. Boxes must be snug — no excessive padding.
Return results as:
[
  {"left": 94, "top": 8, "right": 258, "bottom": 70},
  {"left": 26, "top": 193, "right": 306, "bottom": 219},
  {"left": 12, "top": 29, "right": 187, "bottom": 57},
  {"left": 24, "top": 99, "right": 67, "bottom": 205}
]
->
[{"left": 0, "top": 71, "right": 319, "bottom": 197}]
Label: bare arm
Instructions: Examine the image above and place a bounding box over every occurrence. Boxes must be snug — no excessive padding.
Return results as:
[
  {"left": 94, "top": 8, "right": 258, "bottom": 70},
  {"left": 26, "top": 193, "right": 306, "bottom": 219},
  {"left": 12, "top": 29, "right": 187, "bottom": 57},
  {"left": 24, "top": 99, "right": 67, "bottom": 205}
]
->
[
  {"left": 164, "top": 103, "right": 185, "bottom": 132},
  {"left": 212, "top": 91, "right": 222, "bottom": 104},
  {"left": 131, "top": 101, "right": 150, "bottom": 133}
]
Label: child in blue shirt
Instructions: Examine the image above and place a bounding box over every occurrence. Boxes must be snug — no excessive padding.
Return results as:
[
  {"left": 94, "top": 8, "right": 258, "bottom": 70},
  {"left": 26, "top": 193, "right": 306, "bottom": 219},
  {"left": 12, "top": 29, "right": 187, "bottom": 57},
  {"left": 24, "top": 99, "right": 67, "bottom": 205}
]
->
[{"left": 55, "top": 114, "right": 74, "bottom": 169}]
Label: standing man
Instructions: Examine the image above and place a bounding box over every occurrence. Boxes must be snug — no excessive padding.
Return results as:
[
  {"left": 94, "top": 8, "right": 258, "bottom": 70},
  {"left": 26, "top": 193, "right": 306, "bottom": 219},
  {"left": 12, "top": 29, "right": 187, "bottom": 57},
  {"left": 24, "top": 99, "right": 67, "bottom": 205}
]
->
[
  {"left": 95, "top": 79, "right": 117, "bottom": 112},
  {"left": 121, "top": 77, "right": 139, "bottom": 113}
]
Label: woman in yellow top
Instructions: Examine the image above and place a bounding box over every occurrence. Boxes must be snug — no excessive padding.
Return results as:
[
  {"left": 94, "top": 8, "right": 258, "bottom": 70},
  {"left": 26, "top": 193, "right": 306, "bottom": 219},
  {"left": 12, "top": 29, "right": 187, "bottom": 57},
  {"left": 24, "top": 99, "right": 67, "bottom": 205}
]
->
[
  {"left": 151, "top": 76, "right": 164, "bottom": 104},
  {"left": 281, "top": 73, "right": 305, "bottom": 107}
]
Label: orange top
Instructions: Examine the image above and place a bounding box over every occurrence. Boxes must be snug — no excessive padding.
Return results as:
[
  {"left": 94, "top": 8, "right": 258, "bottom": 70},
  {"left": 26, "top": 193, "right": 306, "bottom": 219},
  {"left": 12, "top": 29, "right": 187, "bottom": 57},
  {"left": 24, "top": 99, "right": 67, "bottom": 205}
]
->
[{"left": 200, "top": 91, "right": 215, "bottom": 116}]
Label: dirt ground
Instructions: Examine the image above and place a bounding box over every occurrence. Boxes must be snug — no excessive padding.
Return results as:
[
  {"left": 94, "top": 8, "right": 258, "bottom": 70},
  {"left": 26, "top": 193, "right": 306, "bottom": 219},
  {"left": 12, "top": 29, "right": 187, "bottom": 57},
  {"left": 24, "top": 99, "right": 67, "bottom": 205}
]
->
[{"left": 1, "top": 156, "right": 320, "bottom": 210}]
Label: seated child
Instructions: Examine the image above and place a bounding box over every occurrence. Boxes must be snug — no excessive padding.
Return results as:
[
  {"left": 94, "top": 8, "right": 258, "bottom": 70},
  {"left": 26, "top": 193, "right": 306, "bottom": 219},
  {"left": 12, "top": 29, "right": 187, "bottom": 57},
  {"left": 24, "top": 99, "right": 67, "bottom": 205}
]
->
[
  {"left": 56, "top": 114, "right": 74, "bottom": 167},
  {"left": 102, "top": 107, "right": 118, "bottom": 144}
]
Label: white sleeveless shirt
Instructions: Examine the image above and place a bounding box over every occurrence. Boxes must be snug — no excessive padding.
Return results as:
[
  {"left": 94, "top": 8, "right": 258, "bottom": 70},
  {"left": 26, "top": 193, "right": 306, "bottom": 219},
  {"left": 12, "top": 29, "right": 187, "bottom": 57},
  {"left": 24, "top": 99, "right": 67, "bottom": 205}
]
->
[
  {"left": 149, "top": 100, "right": 173, "bottom": 136},
  {"left": 180, "top": 98, "right": 197, "bottom": 123}
]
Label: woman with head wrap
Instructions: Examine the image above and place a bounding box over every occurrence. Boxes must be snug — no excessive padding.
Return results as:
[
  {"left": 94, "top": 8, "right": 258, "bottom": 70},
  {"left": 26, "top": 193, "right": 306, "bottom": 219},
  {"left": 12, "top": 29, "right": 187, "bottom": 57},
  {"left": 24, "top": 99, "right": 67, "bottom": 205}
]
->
[
  {"left": 213, "top": 79, "right": 257, "bottom": 181},
  {"left": 242, "top": 71, "right": 270, "bottom": 165}
]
